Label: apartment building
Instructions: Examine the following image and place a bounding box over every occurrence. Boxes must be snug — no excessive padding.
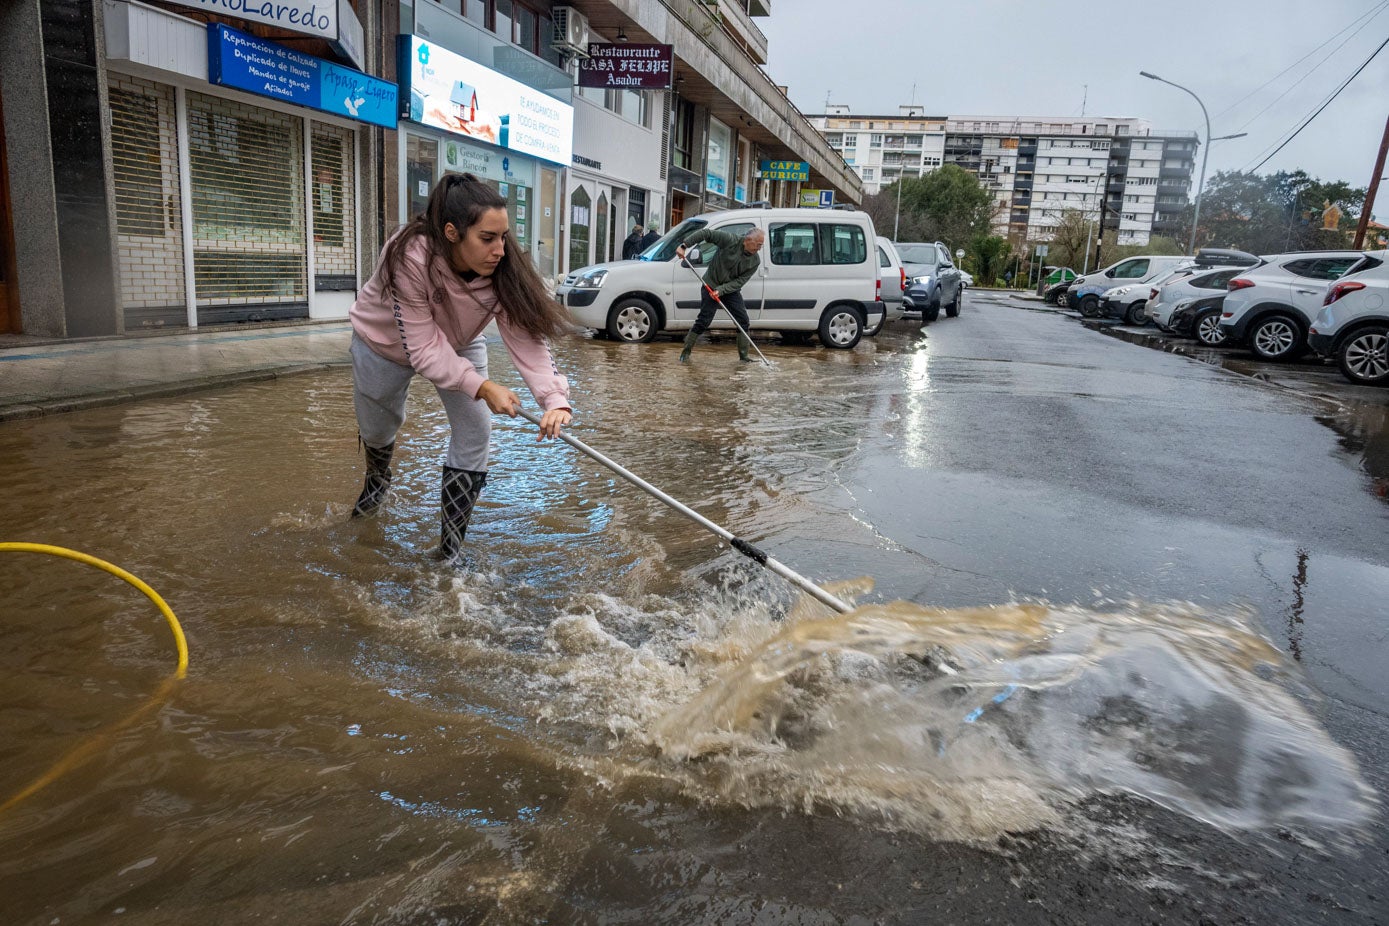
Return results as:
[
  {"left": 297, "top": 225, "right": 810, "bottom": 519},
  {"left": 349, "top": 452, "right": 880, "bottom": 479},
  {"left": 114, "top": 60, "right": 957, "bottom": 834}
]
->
[
  {"left": 0, "top": 0, "right": 857, "bottom": 339},
  {"left": 808, "top": 105, "right": 1197, "bottom": 247}
]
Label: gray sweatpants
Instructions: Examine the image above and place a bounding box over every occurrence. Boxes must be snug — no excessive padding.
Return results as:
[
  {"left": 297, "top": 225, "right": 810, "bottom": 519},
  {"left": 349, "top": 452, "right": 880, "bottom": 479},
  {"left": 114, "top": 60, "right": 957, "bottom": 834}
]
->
[{"left": 351, "top": 333, "right": 491, "bottom": 471}]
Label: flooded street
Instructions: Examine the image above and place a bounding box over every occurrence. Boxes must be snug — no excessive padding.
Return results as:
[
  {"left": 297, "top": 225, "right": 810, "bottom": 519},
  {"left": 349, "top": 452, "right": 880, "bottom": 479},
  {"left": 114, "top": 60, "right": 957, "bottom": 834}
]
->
[{"left": 2, "top": 298, "right": 1387, "bottom": 924}]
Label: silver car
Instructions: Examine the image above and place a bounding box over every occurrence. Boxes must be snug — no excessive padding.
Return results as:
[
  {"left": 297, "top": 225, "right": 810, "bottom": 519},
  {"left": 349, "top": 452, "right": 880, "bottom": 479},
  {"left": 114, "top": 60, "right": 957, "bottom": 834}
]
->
[{"left": 897, "top": 241, "right": 963, "bottom": 322}]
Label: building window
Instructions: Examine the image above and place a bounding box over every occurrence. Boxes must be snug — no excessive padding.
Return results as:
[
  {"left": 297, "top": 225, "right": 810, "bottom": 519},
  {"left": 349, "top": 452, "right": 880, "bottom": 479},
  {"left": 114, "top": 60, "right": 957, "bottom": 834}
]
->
[
  {"left": 705, "top": 117, "right": 732, "bottom": 196},
  {"left": 673, "top": 98, "right": 696, "bottom": 171},
  {"left": 870, "top": 134, "right": 883, "bottom": 147}
]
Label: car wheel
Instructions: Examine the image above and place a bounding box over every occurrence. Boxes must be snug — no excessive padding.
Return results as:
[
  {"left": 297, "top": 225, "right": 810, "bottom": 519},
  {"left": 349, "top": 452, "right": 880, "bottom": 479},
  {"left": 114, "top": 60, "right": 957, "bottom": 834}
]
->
[
  {"left": 818, "top": 304, "right": 863, "bottom": 349},
  {"left": 922, "top": 298, "right": 941, "bottom": 324},
  {"left": 1079, "top": 295, "right": 1101, "bottom": 318},
  {"left": 1336, "top": 325, "right": 1389, "bottom": 386},
  {"left": 1191, "top": 309, "right": 1228, "bottom": 346},
  {"left": 945, "top": 287, "right": 961, "bottom": 318},
  {"left": 1050, "top": 290, "right": 1066, "bottom": 306},
  {"left": 1125, "top": 301, "right": 1148, "bottom": 326},
  {"left": 605, "top": 298, "right": 659, "bottom": 343},
  {"left": 1248, "top": 313, "right": 1305, "bottom": 362}
]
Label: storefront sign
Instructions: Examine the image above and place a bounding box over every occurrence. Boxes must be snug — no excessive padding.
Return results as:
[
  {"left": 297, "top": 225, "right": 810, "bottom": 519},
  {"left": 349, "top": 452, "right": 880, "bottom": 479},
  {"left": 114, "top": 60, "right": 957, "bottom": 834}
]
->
[
  {"left": 168, "top": 0, "right": 363, "bottom": 66},
  {"left": 576, "top": 44, "right": 673, "bottom": 90},
  {"left": 573, "top": 154, "right": 602, "bottom": 170},
  {"left": 207, "top": 24, "right": 397, "bottom": 128},
  {"left": 760, "top": 160, "right": 809, "bottom": 182},
  {"left": 441, "top": 140, "right": 534, "bottom": 188},
  {"left": 399, "top": 36, "right": 574, "bottom": 165},
  {"left": 799, "top": 189, "right": 835, "bottom": 208}
]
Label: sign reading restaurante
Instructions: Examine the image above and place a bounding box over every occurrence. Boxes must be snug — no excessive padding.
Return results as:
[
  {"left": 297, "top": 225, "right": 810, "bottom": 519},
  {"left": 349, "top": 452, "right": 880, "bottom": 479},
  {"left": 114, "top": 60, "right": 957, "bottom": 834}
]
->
[{"left": 577, "top": 44, "right": 674, "bottom": 91}]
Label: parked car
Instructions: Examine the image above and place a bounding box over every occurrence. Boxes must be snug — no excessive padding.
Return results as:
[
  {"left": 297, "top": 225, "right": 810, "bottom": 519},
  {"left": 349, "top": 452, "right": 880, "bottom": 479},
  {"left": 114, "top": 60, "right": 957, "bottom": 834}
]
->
[
  {"left": 1147, "top": 252, "right": 1261, "bottom": 330},
  {"left": 1218, "top": 250, "right": 1366, "bottom": 362},
  {"left": 896, "top": 241, "right": 964, "bottom": 322},
  {"left": 1169, "top": 294, "right": 1231, "bottom": 346},
  {"left": 555, "top": 207, "right": 881, "bottom": 350},
  {"left": 867, "top": 236, "right": 906, "bottom": 336},
  {"left": 1044, "top": 275, "right": 1077, "bottom": 305},
  {"left": 1066, "top": 255, "right": 1193, "bottom": 315},
  {"left": 1308, "top": 251, "right": 1389, "bottom": 385},
  {"left": 959, "top": 269, "right": 975, "bottom": 288}
]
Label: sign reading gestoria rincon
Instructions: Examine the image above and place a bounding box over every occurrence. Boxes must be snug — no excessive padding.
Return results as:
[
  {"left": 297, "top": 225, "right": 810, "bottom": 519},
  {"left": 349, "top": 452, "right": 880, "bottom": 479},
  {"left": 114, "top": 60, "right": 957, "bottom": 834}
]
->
[
  {"left": 760, "top": 160, "right": 810, "bottom": 182},
  {"left": 207, "top": 24, "right": 397, "bottom": 128},
  {"left": 577, "top": 44, "right": 673, "bottom": 90},
  {"left": 399, "top": 36, "right": 574, "bottom": 165}
]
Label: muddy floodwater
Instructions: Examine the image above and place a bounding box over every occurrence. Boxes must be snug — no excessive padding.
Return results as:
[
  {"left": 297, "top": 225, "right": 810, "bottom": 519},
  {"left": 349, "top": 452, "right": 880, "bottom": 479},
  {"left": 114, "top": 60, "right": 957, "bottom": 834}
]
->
[{"left": 1, "top": 312, "right": 1385, "bottom": 924}]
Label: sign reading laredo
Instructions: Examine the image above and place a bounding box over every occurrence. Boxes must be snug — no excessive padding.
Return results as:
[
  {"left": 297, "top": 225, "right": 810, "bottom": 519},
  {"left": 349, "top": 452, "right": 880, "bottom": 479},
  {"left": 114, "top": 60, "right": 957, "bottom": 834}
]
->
[
  {"left": 577, "top": 44, "right": 673, "bottom": 90},
  {"left": 170, "top": 0, "right": 337, "bottom": 39},
  {"left": 760, "top": 160, "right": 809, "bottom": 182}
]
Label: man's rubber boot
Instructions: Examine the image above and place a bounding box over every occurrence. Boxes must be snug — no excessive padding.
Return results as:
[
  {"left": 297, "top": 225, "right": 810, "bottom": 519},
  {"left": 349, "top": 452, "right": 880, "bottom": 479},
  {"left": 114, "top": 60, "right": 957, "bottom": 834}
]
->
[
  {"left": 736, "top": 332, "right": 754, "bottom": 362},
  {"left": 678, "top": 330, "right": 699, "bottom": 362},
  {"left": 351, "top": 440, "right": 395, "bottom": 518},
  {"left": 439, "top": 466, "right": 487, "bottom": 565}
]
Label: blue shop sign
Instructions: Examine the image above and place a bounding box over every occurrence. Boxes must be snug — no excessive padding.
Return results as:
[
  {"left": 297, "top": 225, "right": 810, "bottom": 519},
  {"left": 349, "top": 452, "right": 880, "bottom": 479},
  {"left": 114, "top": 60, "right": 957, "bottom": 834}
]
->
[{"left": 207, "top": 24, "right": 397, "bottom": 129}]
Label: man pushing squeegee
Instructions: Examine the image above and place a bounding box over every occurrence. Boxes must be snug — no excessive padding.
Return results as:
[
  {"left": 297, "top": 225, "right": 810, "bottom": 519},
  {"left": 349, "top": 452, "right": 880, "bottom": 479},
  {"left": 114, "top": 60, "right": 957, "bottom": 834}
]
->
[{"left": 675, "top": 228, "right": 771, "bottom": 366}]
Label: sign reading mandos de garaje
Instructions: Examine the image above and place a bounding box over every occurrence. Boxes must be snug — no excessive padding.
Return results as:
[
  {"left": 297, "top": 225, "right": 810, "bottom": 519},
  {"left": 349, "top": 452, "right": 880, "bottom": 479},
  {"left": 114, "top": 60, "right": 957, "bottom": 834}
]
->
[
  {"left": 577, "top": 44, "right": 673, "bottom": 91},
  {"left": 759, "top": 160, "right": 810, "bottom": 182},
  {"left": 207, "top": 24, "right": 397, "bottom": 129}
]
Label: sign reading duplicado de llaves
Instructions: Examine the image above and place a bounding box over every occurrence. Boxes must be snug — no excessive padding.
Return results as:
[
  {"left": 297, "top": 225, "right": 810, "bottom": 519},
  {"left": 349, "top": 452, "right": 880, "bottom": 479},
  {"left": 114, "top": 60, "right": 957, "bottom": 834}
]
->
[
  {"left": 760, "top": 160, "right": 809, "bottom": 182},
  {"left": 577, "top": 44, "right": 673, "bottom": 91},
  {"left": 207, "top": 24, "right": 397, "bottom": 129}
]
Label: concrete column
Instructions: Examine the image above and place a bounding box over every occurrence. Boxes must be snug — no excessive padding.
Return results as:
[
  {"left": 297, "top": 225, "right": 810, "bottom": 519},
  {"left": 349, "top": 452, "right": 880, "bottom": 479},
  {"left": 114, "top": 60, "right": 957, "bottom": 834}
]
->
[{"left": 0, "top": 0, "right": 66, "bottom": 337}]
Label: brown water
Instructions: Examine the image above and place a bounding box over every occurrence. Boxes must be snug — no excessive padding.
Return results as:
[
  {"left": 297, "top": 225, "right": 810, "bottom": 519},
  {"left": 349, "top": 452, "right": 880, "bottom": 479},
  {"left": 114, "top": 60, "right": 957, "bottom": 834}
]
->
[{"left": 0, "top": 328, "right": 1377, "bottom": 923}]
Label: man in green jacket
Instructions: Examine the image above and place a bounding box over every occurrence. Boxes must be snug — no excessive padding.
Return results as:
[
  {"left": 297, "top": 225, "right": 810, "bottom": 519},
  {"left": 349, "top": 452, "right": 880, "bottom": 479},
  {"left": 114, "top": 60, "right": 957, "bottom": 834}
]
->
[{"left": 675, "top": 226, "right": 765, "bottom": 362}]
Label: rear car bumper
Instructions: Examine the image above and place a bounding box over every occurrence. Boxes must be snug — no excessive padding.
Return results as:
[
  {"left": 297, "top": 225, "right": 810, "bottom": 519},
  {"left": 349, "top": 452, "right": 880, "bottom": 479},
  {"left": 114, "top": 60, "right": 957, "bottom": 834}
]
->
[{"left": 1307, "top": 331, "right": 1334, "bottom": 355}]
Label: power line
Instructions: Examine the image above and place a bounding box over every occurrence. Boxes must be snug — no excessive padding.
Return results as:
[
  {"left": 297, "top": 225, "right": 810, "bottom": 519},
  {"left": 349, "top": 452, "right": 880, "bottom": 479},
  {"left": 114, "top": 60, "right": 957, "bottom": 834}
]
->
[
  {"left": 1233, "top": 3, "right": 1389, "bottom": 134},
  {"left": 1214, "top": 0, "right": 1389, "bottom": 122},
  {"left": 1245, "top": 33, "right": 1389, "bottom": 173}
]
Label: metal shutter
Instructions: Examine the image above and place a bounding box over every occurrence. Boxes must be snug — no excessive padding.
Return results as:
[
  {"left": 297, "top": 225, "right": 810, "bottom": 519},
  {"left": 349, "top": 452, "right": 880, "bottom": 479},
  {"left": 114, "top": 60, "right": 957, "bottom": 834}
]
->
[
  {"left": 310, "top": 122, "right": 356, "bottom": 291},
  {"left": 187, "top": 91, "right": 306, "bottom": 324},
  {"left": 108, "top": 74, "right": 186, "bottom": 328}
]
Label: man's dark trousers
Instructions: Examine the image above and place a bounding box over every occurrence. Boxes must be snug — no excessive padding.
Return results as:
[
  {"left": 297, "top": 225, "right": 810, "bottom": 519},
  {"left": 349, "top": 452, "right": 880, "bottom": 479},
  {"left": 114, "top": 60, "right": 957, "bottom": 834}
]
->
[{"left": 691, "top": 287, "right": 749, "bottom": 335}]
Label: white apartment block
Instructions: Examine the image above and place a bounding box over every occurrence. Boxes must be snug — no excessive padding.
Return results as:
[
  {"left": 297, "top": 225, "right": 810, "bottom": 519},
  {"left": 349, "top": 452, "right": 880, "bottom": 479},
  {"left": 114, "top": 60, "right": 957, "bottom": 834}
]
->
[{"left": 808, "top": 106, "right": 1198, "bottom": 247}]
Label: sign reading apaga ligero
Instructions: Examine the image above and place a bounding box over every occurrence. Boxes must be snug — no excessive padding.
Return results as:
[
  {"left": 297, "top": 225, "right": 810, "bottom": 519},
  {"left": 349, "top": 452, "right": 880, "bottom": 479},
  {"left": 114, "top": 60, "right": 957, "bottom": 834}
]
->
[{"left": 577, "top": 44, "right": 673, "bottom": 91}]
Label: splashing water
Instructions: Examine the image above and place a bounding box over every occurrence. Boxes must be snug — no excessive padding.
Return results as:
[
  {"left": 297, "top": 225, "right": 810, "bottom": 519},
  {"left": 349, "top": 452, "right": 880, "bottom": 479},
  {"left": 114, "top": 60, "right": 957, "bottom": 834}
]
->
[{"left": 532, "top": 585, "right": 1376, "bottom": 845}]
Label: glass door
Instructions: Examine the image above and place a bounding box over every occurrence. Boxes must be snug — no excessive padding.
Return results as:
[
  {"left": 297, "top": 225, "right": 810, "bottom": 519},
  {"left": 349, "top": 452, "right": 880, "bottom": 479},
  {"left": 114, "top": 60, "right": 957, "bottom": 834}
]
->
[
  {"left": 538, "top": 167, "right": 558, "bottom": 280},
  {"left": 405, "top": 133, "right": 439, "bottom": 221},
  {"left": 568, "top": 184, "right": 591, "bottom": 273}
]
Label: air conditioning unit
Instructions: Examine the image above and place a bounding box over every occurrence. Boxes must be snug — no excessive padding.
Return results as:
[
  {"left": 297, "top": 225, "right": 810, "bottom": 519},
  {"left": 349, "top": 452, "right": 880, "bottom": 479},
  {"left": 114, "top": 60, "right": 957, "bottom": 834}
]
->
[{"left": 551, "top": 6, "right": 591, "bottom": 58}]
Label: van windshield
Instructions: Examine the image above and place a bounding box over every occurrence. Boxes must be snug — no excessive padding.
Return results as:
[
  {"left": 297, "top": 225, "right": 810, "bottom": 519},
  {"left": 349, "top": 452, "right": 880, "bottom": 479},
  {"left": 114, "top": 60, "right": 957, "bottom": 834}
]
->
[
  {"left": 640, "top": 219, "right": 708, "bottom": 261},
  {"left": 897, "top": 244, "right": 938, "bottom": 265}
]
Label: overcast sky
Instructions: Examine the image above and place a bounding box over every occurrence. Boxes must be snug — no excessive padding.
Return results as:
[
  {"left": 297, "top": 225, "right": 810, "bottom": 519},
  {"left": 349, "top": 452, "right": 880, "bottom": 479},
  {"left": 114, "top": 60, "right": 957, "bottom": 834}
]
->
[{"left": 762, "top": 0, "right": 1388, "bottom": 220}]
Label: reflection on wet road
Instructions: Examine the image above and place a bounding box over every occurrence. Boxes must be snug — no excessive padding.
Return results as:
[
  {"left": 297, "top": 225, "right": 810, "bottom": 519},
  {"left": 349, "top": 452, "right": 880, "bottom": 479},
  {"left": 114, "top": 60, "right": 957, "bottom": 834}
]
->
[{"left": 1, "top": 295, "right": 1386, "bottom": 924}]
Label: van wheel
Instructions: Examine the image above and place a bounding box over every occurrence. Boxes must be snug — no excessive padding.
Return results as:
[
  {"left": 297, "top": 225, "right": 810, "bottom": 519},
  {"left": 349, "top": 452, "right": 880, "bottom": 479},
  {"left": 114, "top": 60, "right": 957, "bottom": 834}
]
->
[
  {"left": 1337, "top": 325, "right": 1389, "bottom": 385},
  {"left": 1079, "top": 295, "right": 1101, "bottom": 318},
  {"left": 1249, "top": 313, "right": 1305, "bottom": 362},
  {"left": 606, "top": 298, "right": 659, "bottom": 343},
  {"left": 818, "top": 305, "right": 863, "bottom": 349}
]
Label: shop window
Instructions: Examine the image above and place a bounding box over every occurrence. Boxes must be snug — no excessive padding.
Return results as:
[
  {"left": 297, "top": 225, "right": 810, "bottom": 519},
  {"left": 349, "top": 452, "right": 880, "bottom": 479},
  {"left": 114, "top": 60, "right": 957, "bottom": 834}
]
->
[
  {"left": 705, "top": 117, "right": 731, "bottom": 197},
  {"left": 673, "top": 99, "right": 695, "bottom": 171},
  {"left": 406, "top": 134, "right": 438, "bottom": 220}
]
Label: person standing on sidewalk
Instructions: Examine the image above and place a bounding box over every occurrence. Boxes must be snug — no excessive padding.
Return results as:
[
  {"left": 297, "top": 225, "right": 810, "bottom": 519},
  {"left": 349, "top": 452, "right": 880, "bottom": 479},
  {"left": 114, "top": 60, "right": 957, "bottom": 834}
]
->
[
  {"left": 675, "top": 227, "right": 765, "bottom": 362},
  {"left": 621, "top": 223, "right": 645, "bottom": 260},
  {"left": 347, "top": 172, "right": 573, "bottom": 565}
]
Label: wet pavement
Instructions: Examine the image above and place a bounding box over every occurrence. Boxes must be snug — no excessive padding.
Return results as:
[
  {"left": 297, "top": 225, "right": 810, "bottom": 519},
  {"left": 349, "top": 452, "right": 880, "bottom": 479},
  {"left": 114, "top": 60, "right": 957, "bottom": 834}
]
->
[{"left": 2, "top": 295, "right": 1387, "bottom": 924}]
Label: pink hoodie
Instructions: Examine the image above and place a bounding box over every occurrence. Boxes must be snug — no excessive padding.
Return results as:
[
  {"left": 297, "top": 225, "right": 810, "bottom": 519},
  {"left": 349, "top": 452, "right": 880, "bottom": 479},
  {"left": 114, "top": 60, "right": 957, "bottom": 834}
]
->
[{"left": 349, "top": 233, "right": 571, "bottom": 411}]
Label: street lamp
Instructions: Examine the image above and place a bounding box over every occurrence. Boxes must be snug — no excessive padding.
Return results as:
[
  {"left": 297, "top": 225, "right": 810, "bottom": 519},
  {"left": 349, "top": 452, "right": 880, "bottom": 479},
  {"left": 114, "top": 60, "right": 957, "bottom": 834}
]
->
[{"left": 1140, "top": 70, "right": 1225, "bottom": 255}]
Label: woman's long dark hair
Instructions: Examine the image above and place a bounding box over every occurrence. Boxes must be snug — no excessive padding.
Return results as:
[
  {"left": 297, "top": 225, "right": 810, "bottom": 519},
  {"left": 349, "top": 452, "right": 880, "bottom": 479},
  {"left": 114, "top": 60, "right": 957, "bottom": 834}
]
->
[{"left": 381, "top": 172, "right": 569, "bottom": 339}]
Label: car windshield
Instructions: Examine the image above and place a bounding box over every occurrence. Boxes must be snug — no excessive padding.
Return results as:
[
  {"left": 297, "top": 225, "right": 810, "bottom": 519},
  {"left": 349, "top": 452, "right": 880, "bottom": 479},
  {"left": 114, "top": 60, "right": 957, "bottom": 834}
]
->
[
  {"left": 639, "top": 218, "right": 708, "bottom": 261},
  {"left": 897, "top": 245, "right": 937, "bottom": 265}
]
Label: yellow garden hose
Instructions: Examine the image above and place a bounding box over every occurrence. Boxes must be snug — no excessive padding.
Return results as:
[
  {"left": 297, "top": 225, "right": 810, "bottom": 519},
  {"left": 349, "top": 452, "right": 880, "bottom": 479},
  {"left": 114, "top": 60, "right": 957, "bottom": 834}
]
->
[{"left": 0, "top": 542, "right": 189, "bottom": 814}]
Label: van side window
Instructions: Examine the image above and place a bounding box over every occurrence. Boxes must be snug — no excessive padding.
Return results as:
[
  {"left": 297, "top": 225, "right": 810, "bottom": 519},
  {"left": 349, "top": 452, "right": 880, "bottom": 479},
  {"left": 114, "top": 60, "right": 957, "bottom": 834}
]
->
[
  {"left": 819, "top": 224, "right": 867, "bottom": 265},
  {"left": 770, "top": 223, "right": 818, "bottom": 265},
  {"left": 1116, "top": 259, "right": 1149, "bottom": 279},
  {"left": 878, "top": 245, "right": 891, "bottom": 268},
  {"left": 695, "top": 222, "right": 755, "bottom": 265}
]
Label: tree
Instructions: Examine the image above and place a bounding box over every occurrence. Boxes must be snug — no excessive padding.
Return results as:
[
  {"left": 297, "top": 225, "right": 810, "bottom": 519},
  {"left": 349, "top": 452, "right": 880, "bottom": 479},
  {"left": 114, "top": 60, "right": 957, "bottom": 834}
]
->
[
  {"left": 1191, "top": 170, "right": 1365, "bottom": 253},
  {"left": 1045, "top": 209, "right": 1093, "bottom": 271},
  {"left": 968, "top": 233, "right": 1012, "bottom": 286},
  {"left": 865, "top": 166, "right": 994, "bottom": 246}
]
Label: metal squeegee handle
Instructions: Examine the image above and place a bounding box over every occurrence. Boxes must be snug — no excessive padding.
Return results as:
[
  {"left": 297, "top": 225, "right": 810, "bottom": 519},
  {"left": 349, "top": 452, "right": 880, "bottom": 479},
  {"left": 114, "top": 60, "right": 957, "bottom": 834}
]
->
[{"left": 518, "top": 408, "right": 852, "bottom": 614}]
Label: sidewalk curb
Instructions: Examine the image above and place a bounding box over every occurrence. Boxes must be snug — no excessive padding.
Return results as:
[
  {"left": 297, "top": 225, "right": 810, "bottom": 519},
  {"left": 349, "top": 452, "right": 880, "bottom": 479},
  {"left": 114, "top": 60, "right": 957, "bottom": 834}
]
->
[
  {"left": 0, "top": 362, "right": 347, "bottom": 424},
  {"left": 1079, "top": 318, "right": 1209, "bottom": 359}
]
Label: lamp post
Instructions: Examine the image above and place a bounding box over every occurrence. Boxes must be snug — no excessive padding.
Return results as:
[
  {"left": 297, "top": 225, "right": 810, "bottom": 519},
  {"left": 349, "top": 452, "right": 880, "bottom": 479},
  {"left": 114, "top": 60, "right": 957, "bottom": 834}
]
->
[{"left": 1140, "top": 71, "right": 1212, "bottom": 255}]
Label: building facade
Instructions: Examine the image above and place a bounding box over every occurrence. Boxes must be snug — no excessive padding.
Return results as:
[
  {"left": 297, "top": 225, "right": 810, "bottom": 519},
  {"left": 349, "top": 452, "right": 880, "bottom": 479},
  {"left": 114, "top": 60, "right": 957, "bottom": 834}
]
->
[
  {"left": 809, "top": 105, "right": 1197, "bottom": 247},
  {"left": 0, "top": 0, "right": 859, "bottom": 340}
]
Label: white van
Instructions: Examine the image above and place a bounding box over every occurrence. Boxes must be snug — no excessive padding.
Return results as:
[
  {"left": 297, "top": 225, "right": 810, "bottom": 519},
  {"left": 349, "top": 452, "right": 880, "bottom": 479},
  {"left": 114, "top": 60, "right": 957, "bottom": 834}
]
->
[{"left": 555, "top": 207, "right": 881, "bottom": 349}]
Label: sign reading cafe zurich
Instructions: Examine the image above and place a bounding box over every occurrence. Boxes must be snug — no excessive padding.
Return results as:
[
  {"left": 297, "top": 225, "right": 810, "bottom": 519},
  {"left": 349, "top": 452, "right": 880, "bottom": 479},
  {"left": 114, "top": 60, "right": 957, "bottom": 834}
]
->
[{"left": 577, "top": 44, "right": 673, "bottom": 91}]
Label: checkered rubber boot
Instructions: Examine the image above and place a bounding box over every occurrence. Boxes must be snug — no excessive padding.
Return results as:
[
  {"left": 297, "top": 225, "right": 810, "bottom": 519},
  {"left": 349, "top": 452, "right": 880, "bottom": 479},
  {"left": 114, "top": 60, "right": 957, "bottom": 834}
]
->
[
  {"left": 351, "top": 440, "right": 395, "bottom": 518},
  {"left": 439, "top": 466, "right": 487, "bottom": 564}
]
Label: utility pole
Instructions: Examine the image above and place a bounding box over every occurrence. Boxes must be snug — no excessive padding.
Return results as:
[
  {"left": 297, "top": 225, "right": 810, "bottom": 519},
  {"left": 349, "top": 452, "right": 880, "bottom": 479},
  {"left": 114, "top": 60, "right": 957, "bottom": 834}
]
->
[{"left": 1353, "top": 113, "right": 1389, "bottom": 249}]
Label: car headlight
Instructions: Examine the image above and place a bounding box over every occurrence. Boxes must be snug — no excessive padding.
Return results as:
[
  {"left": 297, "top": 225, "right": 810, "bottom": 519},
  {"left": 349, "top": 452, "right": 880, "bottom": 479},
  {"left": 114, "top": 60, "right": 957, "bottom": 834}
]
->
[
  {"left": 912, "top": 275, "right": 933, "bottom": 285},
  {"left": 572, "top": 270, "right": 608, "bottom": 289}
]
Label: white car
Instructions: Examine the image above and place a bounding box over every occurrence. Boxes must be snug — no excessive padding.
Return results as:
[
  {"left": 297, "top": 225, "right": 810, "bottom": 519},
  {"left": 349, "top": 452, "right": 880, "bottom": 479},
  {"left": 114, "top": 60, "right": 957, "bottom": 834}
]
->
[
  {"left": 1148, "top": 263, "right": 1258, "bottom": 331},
  {"left": 1308, "top": 251, "right": 1389, "bottom": 385},
  {"left": 1218, "top": 250, "right": 1366, "bottom": 361},
  {"left": 868, "top": 236, "right": 906, "bottom": 336}
]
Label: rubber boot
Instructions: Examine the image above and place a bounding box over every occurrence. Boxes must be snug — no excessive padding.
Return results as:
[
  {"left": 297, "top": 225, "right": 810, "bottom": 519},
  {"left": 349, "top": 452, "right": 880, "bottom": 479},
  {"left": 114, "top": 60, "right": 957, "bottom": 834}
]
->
[
  {"left": 351, "top": 440, "right": 395, "bottom": 518},
  {"left": 678, "top": 330, "right": 699, "bottom": 362},
  {"left": 736, "top": 332, "right": 754, "bottom": 362},
  {"left": 439, "top": 466, "right": 487, "bottom": 565}
]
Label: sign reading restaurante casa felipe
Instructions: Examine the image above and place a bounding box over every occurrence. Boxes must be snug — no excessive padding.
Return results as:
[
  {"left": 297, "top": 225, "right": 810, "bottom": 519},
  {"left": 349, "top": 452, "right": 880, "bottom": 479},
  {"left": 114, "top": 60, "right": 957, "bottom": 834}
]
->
[
  {"left": 760, "top": 160, "right": 810, "bottom": 182},
  {"left": 577, "top": 44, "right": 674, "bottom": 91},
  {"left": 207, "top": 24, "right": 397, "bottom": 129}
]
